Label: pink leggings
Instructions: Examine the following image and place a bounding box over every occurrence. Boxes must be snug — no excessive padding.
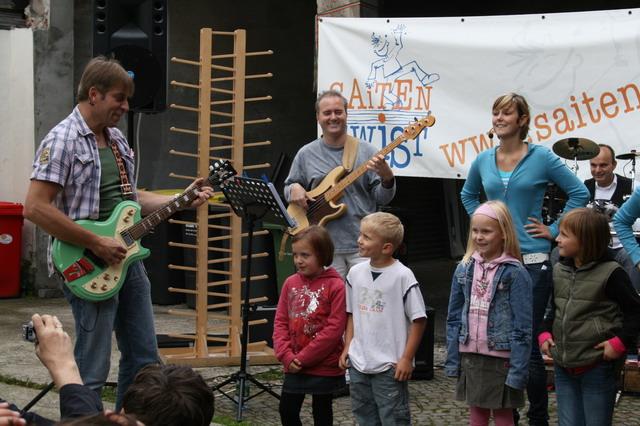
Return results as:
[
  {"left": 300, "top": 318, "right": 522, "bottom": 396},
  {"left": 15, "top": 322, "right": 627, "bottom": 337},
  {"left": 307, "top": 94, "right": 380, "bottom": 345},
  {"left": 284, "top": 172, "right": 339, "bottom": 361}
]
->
[{"left": 470, "top": 406, "right": 514, "bottom": 426}]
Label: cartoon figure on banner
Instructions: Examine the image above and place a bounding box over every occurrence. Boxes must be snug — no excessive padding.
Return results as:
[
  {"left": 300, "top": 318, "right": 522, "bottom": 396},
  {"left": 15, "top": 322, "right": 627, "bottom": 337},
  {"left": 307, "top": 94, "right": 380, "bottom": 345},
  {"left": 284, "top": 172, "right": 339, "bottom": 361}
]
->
[{"left": 366, "top": 24, "right": 440, "bottom": 109}]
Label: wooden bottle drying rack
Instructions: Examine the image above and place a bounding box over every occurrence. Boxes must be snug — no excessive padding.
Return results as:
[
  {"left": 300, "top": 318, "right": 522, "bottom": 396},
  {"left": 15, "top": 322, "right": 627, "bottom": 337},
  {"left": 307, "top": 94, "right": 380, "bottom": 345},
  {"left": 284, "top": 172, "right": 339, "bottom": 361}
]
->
[{"left": 158, "top": 28, "right": 277, "bottom": 366}]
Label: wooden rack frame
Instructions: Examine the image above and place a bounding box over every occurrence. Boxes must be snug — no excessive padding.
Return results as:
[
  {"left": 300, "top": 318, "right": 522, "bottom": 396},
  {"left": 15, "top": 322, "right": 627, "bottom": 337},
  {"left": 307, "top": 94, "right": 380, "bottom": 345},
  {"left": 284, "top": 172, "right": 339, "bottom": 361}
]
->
[{"left": 158, "top": 28, "right": 276, "bottom": 366}]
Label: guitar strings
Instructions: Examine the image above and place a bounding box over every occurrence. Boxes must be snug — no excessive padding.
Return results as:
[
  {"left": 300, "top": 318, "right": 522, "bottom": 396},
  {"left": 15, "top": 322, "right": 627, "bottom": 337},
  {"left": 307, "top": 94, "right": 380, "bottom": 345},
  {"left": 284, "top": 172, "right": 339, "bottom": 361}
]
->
[
  {"left": 289, "top": 169, "right": 362, "bottom": 225},
  {"left": 292, "top": 161, "right": 371, "bottom": 222},
  {"left": 127, "top": 173, "right": 219, "bottom": 238}
]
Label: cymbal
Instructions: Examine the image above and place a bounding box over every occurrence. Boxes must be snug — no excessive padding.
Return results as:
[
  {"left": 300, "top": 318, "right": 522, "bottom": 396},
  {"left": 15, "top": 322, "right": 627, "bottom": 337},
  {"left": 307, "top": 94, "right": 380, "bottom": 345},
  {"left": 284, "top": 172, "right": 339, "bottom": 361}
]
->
[
  {"left": 552, "top": 138, "right": 600, "bottom": 160},
  {"left": 616, "top": 151, "right": 640, "bottom": 160}
]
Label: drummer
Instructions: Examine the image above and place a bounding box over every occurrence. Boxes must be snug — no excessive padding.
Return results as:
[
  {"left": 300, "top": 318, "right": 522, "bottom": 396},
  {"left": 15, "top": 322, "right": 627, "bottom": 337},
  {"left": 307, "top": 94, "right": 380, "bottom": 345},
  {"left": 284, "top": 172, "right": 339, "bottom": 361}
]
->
[{"left": 584, "top": 144, "right": 640, "bottom": 292}]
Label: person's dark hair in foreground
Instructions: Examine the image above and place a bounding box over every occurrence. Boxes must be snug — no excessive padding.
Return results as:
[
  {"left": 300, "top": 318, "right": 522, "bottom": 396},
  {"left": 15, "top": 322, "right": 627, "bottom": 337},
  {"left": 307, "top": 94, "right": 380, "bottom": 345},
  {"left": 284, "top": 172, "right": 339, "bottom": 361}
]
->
[
  {"left": 56, "top": 410, "right": 141, "bottom": 426},
  {"left": 123, "top": 364, "right": 214, "bottom": 426}
]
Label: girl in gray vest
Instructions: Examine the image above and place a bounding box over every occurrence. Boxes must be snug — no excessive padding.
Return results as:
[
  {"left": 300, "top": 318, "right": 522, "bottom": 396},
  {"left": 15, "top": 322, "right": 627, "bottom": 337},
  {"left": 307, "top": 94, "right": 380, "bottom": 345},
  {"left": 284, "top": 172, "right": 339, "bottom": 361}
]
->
[{"left": 539, "top": 208, "right": 640, "bottom": 426}]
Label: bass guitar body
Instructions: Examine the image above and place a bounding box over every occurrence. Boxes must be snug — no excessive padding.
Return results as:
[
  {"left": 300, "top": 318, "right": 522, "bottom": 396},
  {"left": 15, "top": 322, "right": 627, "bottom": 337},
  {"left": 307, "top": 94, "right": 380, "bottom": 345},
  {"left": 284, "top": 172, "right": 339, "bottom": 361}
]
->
[
  {"left": 287, "top": 166, "right": 348, "bottom": 234},
  {"left": 51, "top": 201, "right": 150, "bottom": 301}
]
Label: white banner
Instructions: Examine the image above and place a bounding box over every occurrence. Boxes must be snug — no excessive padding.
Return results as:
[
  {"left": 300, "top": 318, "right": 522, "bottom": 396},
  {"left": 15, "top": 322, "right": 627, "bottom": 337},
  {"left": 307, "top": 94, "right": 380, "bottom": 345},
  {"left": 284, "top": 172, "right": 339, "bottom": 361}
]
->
[{"left": 317, "top": 10, "right": 640, "bottom": 181}]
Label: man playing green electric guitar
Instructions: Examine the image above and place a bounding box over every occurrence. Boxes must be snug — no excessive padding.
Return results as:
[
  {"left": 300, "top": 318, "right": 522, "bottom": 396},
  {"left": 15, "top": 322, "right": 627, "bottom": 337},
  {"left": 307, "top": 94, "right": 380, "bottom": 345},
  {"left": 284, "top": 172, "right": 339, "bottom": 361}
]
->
[{"left": 23, "top": 56, "right": 215, "bottom": 410}]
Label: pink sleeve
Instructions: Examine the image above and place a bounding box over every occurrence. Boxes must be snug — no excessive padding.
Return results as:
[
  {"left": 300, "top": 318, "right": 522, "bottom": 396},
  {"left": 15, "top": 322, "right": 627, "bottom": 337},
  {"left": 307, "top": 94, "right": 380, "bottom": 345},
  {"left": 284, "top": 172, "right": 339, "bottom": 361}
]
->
[
  {"left": 608, "top": 336, "right": 627, "bottom": 355},
  {"left": 538, "top": 332, "right": 553, "bottom": 348}
]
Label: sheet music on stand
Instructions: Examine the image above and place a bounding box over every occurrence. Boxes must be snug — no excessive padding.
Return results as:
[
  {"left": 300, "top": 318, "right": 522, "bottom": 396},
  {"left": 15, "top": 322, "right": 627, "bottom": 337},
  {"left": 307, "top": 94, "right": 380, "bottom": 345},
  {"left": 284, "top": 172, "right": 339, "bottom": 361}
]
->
[{"left": 220, "top": 176, "right": 296, "bottom": 228}]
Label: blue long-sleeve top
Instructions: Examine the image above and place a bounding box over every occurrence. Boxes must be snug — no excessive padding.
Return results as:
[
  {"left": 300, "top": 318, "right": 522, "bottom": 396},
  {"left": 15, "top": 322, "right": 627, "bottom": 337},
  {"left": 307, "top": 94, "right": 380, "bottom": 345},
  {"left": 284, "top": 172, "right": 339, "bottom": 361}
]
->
[
  {"left": 460, "top": 143, "right": 590, "bottom": 254},
  {"left": 613, "top": 187, "right": 640, "bottom": 265}
]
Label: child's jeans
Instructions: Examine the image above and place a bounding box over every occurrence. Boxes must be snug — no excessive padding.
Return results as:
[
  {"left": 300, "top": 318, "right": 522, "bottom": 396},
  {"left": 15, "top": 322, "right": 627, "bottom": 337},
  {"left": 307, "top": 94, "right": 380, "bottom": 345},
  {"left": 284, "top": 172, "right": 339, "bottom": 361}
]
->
[
  {"left": 554, "top": 360, "right": 618, "bottom": 426},
  {"left": 348, "top": 367, "right": 411, "bottom": 425}
]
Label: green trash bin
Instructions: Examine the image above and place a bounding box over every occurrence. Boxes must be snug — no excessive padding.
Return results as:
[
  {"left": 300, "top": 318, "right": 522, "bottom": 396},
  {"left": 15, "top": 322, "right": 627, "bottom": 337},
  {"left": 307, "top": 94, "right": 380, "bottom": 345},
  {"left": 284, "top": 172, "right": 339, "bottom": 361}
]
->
[{"left": 264, "top": 222, "right": 295, "bottom": 297}]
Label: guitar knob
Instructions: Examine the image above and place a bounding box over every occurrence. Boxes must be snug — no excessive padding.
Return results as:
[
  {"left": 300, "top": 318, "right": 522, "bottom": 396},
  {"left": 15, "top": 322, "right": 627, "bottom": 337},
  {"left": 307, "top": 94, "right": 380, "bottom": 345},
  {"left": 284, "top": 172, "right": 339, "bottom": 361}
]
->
[
  {"left": 101, "top": 284, "right": 108, "bottom": 291},
  {"left": 103, "top": 273, "right": 110, "bottom": 280},
  {"left": 123, "top": 217, "right": 130, "bottom": 223},
  {"left": 127, "top": 209, "right": 134, "bottom": 216},
  {"left": 91, "top": 282, "right": 98, "bottom": 289},
  {"left": 114, "top": 276, "right": 119, "bottom": 282}
]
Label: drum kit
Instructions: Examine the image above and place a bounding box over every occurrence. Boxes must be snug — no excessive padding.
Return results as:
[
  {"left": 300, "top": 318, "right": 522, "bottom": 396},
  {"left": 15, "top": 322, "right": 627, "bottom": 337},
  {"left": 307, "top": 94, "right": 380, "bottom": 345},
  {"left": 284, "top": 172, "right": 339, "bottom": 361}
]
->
[{"left": 541, "top": 137, "right": 640, "bottom": 225}]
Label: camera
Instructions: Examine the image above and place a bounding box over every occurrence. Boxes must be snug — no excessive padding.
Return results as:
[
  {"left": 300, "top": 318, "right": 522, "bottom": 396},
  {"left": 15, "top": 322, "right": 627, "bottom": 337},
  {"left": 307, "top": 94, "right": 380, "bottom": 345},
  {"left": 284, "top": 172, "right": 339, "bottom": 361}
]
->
[{"left": 22, "top": 321, "right": 37, "bottom": 343}]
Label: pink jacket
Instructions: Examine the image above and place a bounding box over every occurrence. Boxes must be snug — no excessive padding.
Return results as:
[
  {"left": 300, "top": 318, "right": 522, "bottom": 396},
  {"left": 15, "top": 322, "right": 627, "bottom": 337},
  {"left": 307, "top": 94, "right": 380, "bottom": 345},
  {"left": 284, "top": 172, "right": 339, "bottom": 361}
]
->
[{"left": 459, "top": 251, "right": 520, "bottom": 358}]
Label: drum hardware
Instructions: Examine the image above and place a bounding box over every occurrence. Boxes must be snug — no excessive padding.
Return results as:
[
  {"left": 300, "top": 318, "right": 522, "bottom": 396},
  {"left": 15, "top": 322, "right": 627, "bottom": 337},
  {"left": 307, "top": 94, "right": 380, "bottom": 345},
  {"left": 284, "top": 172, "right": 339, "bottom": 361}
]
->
[
  {"left": 615, "top": 150, "right": 640, "bottom": 160},
  {"left": 541, "top": 183, "right": 568, "bottom": 225},
  {"left": 616, "top": 150, "right": 638, "bottom": 195},
  {"left": 587, "top": 199, "right": 619, "bottom": 221},
  {"left": 552, "top": 137, "right": 600, "bottom": 175}
]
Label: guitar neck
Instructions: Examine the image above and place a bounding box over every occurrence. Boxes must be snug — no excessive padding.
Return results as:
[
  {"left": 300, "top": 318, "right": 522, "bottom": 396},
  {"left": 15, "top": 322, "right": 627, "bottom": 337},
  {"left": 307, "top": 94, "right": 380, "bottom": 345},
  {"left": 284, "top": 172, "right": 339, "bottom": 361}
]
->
[
  {"left": 126, "top": 179, "right": 210, "bottom": 241},
  {"left": 324, "top": 133, "right": 407, "bottom": 200}
]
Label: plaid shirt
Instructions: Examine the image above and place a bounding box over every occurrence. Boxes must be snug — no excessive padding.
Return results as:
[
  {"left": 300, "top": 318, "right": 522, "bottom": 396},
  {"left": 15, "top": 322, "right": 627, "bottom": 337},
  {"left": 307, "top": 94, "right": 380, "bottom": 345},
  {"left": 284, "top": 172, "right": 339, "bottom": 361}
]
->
[{"left": 31, "top": 105, "right": 137, "bottom": 273}]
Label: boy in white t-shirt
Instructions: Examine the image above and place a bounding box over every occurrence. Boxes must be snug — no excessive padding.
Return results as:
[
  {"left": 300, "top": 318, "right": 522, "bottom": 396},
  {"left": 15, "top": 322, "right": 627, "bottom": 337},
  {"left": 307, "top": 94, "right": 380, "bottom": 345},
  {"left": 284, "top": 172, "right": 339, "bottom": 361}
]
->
[{"left": 339, "top": 212, "right": 427, "bottom": 425}]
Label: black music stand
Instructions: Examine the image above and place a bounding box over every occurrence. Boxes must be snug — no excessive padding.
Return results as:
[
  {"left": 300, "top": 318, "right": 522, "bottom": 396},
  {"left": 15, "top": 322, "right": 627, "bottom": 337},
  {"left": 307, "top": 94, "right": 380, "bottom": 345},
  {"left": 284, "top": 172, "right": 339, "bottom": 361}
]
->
[{"left": 212, "top": 176, "right": 296, "bottom": 421}]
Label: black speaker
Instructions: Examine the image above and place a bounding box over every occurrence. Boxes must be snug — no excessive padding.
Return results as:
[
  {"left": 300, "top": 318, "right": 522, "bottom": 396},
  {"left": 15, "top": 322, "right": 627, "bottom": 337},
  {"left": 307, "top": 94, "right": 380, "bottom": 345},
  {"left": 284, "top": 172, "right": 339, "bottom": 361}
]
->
[
  {"left": 92, "top": 0, "right": 168, "bottom": 112},
  {"left": 248, "top": 305, "right": 277, "bottom": 348},
  {"left": 413, "top": 306, "right": 435, "bottom": 380}
]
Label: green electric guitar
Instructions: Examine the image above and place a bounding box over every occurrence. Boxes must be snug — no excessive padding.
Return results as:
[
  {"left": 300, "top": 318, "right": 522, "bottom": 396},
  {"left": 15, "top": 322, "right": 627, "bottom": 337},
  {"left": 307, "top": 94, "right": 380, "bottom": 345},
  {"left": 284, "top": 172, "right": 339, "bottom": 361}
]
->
[{"left": 52, "top": 160, "right": 236, "bottom": 301}]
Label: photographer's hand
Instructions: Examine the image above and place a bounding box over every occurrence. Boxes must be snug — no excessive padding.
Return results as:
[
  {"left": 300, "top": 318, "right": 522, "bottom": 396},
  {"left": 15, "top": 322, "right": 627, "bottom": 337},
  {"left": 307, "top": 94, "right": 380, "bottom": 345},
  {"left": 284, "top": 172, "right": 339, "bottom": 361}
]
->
[
  {"left": 31, "top": 314, "right": 83, "bottom": 389},
  {"left": 0, "top": 403, "right": 25, "bottom": 425}
]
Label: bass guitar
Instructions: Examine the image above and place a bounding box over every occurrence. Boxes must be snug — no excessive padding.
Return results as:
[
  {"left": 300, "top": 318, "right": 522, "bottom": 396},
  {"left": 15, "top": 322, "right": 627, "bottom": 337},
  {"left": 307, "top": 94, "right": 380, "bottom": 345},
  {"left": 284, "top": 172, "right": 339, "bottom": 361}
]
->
[
  {"left": 52, "top": 160, "right": 236, "bottom": 301},
  {"left": 287, "top": 114, "right": 436, "bottom": 234}
]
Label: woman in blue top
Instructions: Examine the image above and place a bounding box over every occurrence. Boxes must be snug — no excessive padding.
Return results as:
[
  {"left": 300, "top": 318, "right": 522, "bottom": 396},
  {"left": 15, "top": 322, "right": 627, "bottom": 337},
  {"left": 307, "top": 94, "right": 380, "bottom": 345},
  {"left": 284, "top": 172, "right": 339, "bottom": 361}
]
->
[{"left": 460, "top": 93, "right": 589, "bottom": 426}]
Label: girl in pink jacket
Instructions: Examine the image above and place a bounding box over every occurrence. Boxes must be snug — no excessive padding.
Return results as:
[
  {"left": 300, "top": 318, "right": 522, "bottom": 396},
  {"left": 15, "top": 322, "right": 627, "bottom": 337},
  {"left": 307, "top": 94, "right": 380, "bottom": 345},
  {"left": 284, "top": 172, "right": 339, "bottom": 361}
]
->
[{"left": 273, "top": 225, "right": 347, "bottom": 425}]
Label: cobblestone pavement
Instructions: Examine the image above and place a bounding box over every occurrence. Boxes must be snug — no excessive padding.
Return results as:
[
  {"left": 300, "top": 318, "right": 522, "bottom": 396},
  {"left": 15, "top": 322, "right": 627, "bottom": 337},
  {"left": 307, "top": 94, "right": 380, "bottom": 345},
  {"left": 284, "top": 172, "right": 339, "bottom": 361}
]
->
[
  {"left": 205, "top": 346, "right": 640, "bottom": 426},
  {"left": 2, "top": 297, "right": 640, "bottom": 425}
]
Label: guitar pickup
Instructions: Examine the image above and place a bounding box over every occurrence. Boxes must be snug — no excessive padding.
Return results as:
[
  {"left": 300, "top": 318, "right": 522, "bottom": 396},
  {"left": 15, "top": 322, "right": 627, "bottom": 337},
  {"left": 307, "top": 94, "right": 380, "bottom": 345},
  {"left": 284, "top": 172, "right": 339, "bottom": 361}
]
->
[{"left": 120, "top": 229, "right": 135, "bottom": 247}]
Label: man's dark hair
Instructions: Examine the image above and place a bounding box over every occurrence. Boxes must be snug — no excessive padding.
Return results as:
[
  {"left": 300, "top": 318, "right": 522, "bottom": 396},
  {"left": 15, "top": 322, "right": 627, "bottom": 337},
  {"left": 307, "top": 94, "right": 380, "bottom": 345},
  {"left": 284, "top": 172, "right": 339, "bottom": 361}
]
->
[
  {"left": 598, "top": 143, "right": 616, "bottom": 164},
  {"left": 315, "top": 89, "right": 348, "bottom": 113},
  {"left": 123, "top": 364, "right": 214, "bottom": 426},
  {"left": 77, "top": 55, "right": 134, "bottom": 102},
  {"left": 56, "top": 411, "right": 139, "bottom": 425}
]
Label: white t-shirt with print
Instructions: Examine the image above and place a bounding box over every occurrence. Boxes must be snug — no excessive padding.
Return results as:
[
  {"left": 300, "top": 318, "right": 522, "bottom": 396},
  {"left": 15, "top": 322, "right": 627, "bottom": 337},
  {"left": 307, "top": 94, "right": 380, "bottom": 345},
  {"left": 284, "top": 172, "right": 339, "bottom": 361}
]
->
[{"left": 346, "top": 260, "right": 427, "bottom": 374}]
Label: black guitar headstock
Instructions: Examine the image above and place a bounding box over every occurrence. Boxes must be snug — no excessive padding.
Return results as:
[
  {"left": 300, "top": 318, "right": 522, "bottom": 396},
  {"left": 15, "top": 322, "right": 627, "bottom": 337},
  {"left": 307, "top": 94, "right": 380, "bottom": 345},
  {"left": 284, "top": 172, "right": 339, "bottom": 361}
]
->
[{"left": 208, "top": 160, "right": 237, "bottom": 186}]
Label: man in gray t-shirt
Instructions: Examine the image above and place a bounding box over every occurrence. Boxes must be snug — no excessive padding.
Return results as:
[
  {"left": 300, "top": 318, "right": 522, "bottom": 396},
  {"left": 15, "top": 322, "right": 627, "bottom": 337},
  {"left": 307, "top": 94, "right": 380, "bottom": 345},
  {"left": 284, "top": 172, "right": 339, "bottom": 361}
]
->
[{"left": 284, "top": 90, "right": 396, "bottom": 277}]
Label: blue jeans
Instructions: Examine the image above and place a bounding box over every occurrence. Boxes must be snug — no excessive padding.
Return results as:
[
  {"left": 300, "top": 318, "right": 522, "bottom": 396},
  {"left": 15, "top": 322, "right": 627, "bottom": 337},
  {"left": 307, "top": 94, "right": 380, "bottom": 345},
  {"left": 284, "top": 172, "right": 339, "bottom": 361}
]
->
[
  {"left": 62, "top": 261, "right": 158, "bottom": 410},
  {"left": 554, "top": 361, "right": 618, "bottom": 426},
  {"left": 349, "top": 367, "right": 411, "bottom": 426},
  {"left": 523, "top": 261, "right": 552, "bottom": 425}
]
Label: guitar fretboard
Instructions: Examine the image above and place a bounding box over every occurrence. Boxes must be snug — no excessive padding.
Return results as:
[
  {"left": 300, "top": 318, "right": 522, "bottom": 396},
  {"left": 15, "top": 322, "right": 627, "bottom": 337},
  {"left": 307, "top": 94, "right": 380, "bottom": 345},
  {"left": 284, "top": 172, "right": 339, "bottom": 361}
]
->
[
  {"left": 121, "top": 161, "right": 234, "bottom": 241},
  {"left": 323, "top": 119, "right": 427, "bottom": 201},
  {"left": 126, "top": 187, "right": 202, "bottom": 241}
]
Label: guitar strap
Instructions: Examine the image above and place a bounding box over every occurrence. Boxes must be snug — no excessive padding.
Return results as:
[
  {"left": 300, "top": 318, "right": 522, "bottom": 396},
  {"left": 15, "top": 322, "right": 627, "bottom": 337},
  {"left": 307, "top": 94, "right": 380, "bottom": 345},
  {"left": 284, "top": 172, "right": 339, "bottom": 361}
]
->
[
  {"left": 279, "top": 137, "right": 359, "bottom": 261},
  {"left": 108, "top": 141, "right": 134, "bottom": 200},
  {"left": 342, "top": 136, "right": 359, "bottom": 172}
]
